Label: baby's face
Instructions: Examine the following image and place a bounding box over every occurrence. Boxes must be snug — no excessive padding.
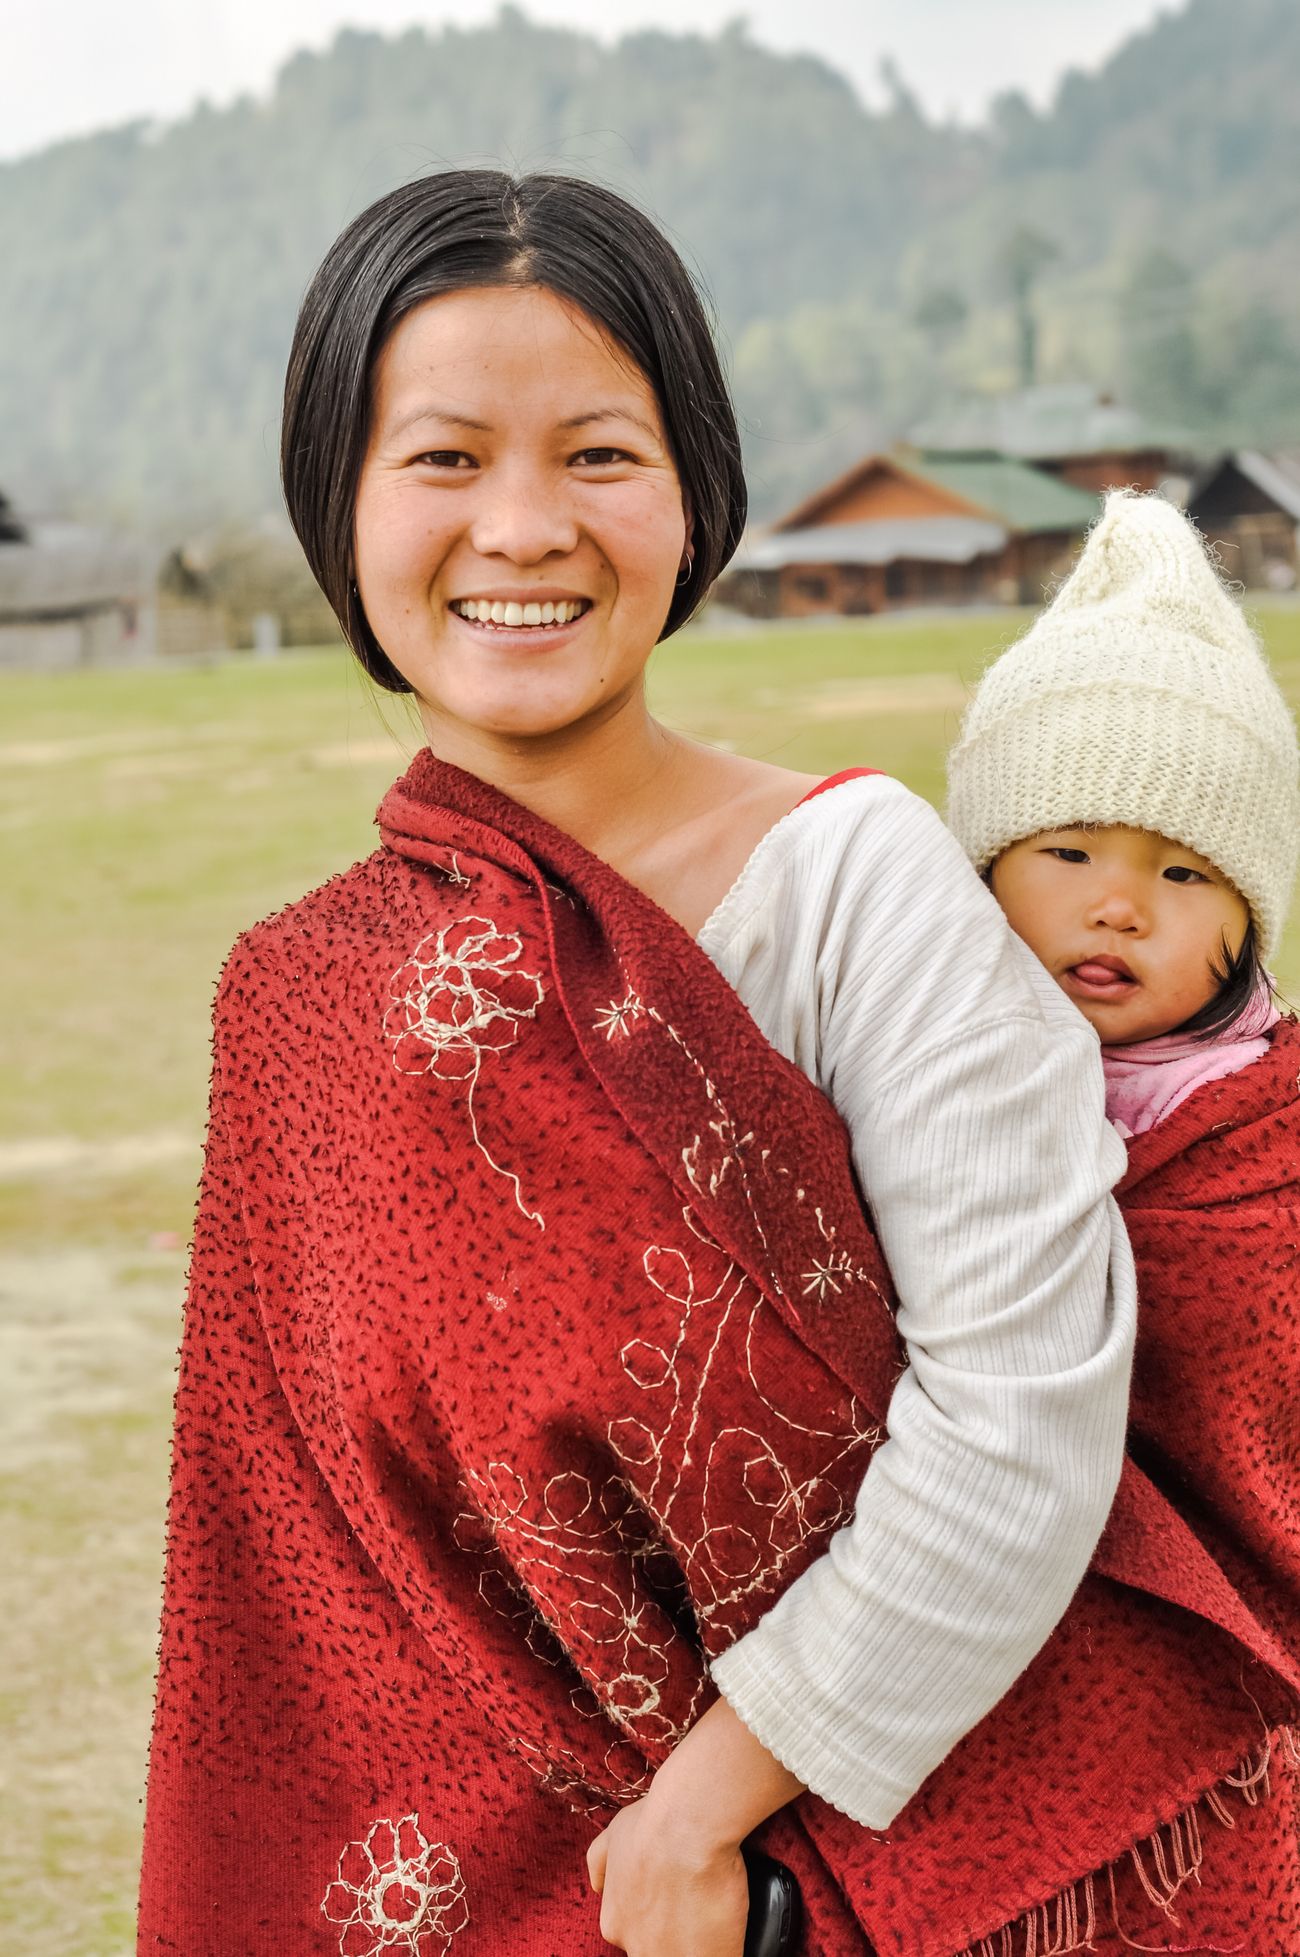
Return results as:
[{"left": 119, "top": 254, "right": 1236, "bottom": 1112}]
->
[{"left": 990, "top": 825, "right": 1250, "bottom": 1045}]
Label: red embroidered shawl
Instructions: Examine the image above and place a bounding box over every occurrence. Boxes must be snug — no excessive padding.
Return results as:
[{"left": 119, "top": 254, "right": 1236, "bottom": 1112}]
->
[{"left": 138, "top": 754, "right": 1299, "bottom": 1957}]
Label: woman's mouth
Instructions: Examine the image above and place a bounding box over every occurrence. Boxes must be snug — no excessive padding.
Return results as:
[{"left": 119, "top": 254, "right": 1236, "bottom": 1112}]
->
[
  {"left": 1064, "top": 956, "right": 1139, "bottom": 1001},
  {"left": 449, "top": 596, "right": 591, "bottom": 631}
]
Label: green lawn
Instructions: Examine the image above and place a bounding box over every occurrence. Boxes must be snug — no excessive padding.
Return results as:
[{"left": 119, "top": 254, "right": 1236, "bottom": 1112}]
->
[
  {"left": 9, "top": 603, "right": 1295, "bottom": 1251},
  {"left": 3, "top": 603, "right": 1299, "bottom": 1949}
]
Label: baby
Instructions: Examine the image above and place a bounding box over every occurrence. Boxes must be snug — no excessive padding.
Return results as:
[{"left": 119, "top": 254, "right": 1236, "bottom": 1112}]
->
[{"left": 947, "top": 488, "right": 1300, "bottom": 1949}]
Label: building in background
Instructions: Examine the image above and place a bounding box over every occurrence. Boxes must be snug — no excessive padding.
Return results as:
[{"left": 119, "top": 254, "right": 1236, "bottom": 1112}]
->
[
  {"left": 0, "top": 494, "right": 342, "bottom": 670},
  {"left": 910, "top": 383, "right": 1198, "bottom": 498},
  {"left": 0, "top": 502, "right": 160, "bottom": 671},
  {"left": 721, "top": 449, "right": 1098, "bottom": 619},
  {"left": 1187, "top": 450, "right": 1300, "bottom": 591}
]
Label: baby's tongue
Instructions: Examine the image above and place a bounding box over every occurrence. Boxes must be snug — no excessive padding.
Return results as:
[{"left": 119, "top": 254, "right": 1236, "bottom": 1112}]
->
[{"left": 1074, "top": 961, "right": 1134, "bottom": 985}]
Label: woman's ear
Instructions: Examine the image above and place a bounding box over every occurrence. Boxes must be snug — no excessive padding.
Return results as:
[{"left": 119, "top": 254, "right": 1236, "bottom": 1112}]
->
[{"left": 680, "top": 498, "right": 695, "bottom": 576}]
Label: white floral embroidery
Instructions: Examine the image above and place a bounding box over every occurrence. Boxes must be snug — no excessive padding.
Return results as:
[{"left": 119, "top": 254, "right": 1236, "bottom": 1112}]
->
[
  {"left": 321, "top": 1816, "right": 468, "bottom": 1957},
  {"left": 460, "top": 1457, "right": 688, "bottom": 1746},
  {"left": 453, "top": 1206, "right": 877, "bottom": 1803},
  {"left": 802, "top": 1252, "right": 852, "bottom": 1300},
  {"left": 801, "top": 1207, "right": 878, "bottom": 1303},
  {"left": 609, "top": 1214, "right": 878, "bottom": 1625},
  {"left": 385, "top": 916, "right": 545, "bottom": 1225},
  {"left": 440, "top": 968, "right": 884, "bottom": 1808},
  {"left": 593, "top": 989, "right": 646, "bottom": 1040}
]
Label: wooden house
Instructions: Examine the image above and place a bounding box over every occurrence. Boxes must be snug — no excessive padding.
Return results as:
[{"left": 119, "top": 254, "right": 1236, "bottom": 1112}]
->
[
  {"left": 0, "top": 511, "right": 160, "bottom": 671},
  {"left": 0, "top": 488, "right": 237, "bottom": 669},
  {"left": 1187, "top": 450, "right": 1300, "bottom": 590},
  {"left": 723, "top": 449, "right": 1098, "bottom": 619}
]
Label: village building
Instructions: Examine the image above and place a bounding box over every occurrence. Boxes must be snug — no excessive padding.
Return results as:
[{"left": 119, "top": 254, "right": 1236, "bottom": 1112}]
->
[
  {"left": 723, "top": 449, "right": 1099, "bottom": 620},
  {"left": 1186, "top": 450, "right": 1300, "bottom": 591},
  {"left": 0, "top": 504, "right": 161, "bottom": 671},
  {"left": 0, "top": 487, "right": 249, "bottom": 670},
  {"left": 911, "top": 383, "right": 1197, "bottom": 497}
]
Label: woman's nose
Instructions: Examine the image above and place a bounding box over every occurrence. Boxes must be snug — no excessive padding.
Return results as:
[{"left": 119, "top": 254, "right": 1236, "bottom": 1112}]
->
[{"left": 469, "top": 465, "right": 581, "bottom": 565}]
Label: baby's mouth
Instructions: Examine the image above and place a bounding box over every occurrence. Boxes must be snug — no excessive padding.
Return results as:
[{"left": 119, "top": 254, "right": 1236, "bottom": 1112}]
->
[{"left": 1065, "top": 956, "right": 1139, "bottom": 999}]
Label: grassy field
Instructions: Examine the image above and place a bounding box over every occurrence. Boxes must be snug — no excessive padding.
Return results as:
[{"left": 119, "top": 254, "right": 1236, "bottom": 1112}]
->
[{"left": 4, "top": 604, "right": 1299, "bottom": 1950}]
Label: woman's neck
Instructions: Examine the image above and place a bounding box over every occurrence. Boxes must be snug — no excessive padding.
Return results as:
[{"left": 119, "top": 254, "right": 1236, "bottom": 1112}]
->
[
  {"left": 414, "top": 687, "right": 820, "bottom": 937},
  {"left": 416, "top": 686, "right": 683, "bottom": 861}
]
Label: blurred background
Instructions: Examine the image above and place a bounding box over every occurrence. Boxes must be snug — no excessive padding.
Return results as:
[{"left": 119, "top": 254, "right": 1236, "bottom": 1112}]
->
[{"left": 3, "top": 1, "right": 1299, "bottom": 1946}]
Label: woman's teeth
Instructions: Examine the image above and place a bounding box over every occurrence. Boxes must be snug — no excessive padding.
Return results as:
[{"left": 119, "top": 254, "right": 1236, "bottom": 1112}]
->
[{"left": 451, "top": 598, "right": 584, "bottom": 626}]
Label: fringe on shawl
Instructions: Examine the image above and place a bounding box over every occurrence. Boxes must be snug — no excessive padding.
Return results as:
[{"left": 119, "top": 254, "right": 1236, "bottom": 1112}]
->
[{"left": 954, "top": 1729, "right": 1297, "bottom": 1957}]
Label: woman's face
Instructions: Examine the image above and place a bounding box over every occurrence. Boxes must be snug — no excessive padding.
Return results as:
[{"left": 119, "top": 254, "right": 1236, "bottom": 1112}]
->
[{"left": 353, "top": 284, "right": 690, "bottom": 747}]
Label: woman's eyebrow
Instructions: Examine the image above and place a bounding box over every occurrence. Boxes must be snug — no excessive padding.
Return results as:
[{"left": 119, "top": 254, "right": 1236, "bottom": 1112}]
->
[
  {"left": 385, "top": 403, "right": 660, "bottom": 440},
  {"left": 560, "top": 407, "right": 660, "bottom": 440},
  {"left": 388, "top": 403, "right": 493, "bottom": 438}
]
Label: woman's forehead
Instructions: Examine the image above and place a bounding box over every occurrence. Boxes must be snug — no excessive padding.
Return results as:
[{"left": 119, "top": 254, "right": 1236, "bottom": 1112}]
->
[{"left": 373, "top": 284, "right": 660, "bottom": 429}]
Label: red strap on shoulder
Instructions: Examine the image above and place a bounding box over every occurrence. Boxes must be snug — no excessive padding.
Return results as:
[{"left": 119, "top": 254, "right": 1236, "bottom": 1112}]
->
[{"left": 797, "top": 767, "right": 884, "bottom": 808}]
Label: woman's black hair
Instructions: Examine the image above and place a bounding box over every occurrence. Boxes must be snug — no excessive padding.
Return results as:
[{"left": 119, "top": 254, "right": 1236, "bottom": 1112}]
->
[
  {"left": 280, "top": 170, "right": 747, "bottom": 693},
  {"left": 1172, "top": 918, "right": 1269, "bottom": 1040}
]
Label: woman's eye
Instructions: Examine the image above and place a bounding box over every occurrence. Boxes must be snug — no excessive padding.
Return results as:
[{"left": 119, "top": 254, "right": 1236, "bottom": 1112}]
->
[
  {"left": 1046, "top": 847, "right": 1090, "bottom": 864},
  {"left": 414, "top": 451, "right": 475, "bottom": 469},
  {"left": 1163, "top": 865, "right": 1209, "bottom": 884},
  {"left": 572, "top": 447, "right": 629, "bottom": 467}
]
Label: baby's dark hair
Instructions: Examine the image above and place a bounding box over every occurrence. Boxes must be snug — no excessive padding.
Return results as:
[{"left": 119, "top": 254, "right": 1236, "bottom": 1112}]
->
[{"left": 1172, "top": 919, "right": 1269, "bottom": 1041}]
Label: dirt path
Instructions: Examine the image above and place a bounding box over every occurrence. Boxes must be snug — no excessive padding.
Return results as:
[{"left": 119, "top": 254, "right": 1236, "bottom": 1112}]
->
[
  {"left": 0, "top": 1134, "right": 198, "bottom": 1181},
  {"left": 0, "top": 1249, "right": 182, "bottom": 1949},
  {"left": 794, "top": 672, "right": 971, "bottom": 717}
]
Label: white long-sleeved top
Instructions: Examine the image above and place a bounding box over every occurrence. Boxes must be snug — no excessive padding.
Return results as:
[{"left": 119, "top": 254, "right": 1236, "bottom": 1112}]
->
[{"left": 697, "top": 772, "right": 1136, "bottom": 1828}]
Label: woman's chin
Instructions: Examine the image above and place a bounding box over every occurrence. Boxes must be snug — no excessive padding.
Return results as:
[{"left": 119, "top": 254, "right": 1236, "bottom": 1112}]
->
[{"left": 416, "top": 684, "right": 631, "bottom": 748}]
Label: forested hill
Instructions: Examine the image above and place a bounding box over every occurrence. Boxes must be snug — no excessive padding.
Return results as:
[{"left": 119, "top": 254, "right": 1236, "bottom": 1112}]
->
[{"left": 2, "top": 0, "right": 1298, "bottom": 532}]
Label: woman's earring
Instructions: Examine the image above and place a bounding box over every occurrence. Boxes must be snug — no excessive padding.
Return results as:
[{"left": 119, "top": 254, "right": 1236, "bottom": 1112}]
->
[{"left": 676, "top": 553, "right": 694, "bottom": 588}]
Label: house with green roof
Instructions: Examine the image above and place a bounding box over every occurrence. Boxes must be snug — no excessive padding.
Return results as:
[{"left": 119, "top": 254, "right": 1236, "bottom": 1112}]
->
[
  {"left": 722, "top": 448, "right": 1099, "bottom": 619},
  {"left": 910, "top": 384, "right": 1200, "bottom": 497}
]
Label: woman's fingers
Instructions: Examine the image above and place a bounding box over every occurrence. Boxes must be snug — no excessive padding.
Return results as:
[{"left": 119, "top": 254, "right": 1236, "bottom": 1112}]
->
[
  {"left": 586, "top": 1798, "right": 749, "bottom": 1956},
  {"left": 586, "top": 1825, "right": 609, "bottom": 1895}
]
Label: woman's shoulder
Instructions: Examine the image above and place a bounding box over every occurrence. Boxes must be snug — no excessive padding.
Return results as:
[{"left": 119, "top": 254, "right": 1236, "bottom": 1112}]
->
[
  {"left": 698, "top": 769, "right": 984, "bottom": 951},
  {"left": 216, "top": 845, "right": 398, "bottom": 999}
]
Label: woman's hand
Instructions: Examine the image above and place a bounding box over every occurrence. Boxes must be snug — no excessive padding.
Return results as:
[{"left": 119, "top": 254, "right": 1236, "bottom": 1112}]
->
[
  {"left": 585, "top": 1696, "right": 804, "bottom": 1955},
  {"left": 586, "top": 1796, "right": 750, "bottom": 1956}
]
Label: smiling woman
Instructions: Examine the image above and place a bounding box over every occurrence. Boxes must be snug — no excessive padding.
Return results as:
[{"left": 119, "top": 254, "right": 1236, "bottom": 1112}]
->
[
  {"left": 135, "top": 171, "right": 1299, "bottom": 1957},
  {"left": 281, "top": 173, "right": 742, "bottom": 701},
  {"left": 352, "top": 284, "right": 691, "bottom": 746}
]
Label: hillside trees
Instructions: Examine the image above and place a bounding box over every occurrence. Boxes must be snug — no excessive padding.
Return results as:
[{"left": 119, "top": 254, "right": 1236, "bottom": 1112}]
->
[{"left": 1, "top": 0, "right": 1297, "bottom": 532}]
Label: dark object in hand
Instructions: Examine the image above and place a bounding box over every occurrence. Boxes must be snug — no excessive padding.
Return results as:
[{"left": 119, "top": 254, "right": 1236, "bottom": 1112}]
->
[{"left": 743, "top": 1847, "right": 802, "bottom": 1957}]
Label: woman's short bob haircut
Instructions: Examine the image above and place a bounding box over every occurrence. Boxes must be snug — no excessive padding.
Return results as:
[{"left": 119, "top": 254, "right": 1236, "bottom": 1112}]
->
[{"left": 281, "top": 170, "right": 748, "bottom": 694}]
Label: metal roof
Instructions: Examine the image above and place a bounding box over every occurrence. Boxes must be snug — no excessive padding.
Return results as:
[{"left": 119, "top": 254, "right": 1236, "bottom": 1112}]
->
[
  {"left": 1232, "top": 450, "right": 1300, "bottom": 522},
  {"left": 770, "top": 446, "right": 1098, "bottom": 539},
  {"left": 0, "top": 522, "right": 154, "bottom": 619},
  {"left": 910, "top": 383, "right": 1194, "bottom": 461},
  {"left": 738, "top": 514, "right": 1008, "bottom": 571},
  {"left": 909, "top": 452, "right": 1099, "bottom": 534}
]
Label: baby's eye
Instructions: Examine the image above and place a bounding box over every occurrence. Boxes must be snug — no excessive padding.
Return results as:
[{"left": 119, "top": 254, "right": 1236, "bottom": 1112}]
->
[
  {"left": 1163, "top": 864, "right": 1209, "bottom": 884},
  {"left": 1046, "top": 847, "right": 1090, "bottom": 864}
]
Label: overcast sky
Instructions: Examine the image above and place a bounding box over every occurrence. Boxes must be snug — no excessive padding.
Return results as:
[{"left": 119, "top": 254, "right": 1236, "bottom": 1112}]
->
[{"left": 4, "top": 0, "right": 1171, "bottom": 162}]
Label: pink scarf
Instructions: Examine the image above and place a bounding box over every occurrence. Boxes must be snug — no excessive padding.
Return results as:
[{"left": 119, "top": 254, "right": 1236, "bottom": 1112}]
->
[{"left": 1101, "top": 978, "right": 1280, "bottom": 1137}]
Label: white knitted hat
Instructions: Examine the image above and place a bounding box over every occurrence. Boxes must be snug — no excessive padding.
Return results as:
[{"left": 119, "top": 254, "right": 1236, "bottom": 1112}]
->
[{"left": 947, "top": 489, "right": 1300, "bottom": 957}]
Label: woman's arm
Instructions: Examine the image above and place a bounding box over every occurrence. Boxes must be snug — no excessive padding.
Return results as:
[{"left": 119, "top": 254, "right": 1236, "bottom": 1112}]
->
[
  {"left": 697, "top": 773, "right": 1135, "bottom": 1824},
  {"left": 585, "top": 777, "right": 1136, "bottom": 1951}
]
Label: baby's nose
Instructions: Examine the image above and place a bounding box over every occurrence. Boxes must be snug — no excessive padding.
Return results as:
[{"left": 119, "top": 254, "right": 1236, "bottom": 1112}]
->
[{"left": 1091, "top": 887, "right": 1146, "bottom": 932}]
